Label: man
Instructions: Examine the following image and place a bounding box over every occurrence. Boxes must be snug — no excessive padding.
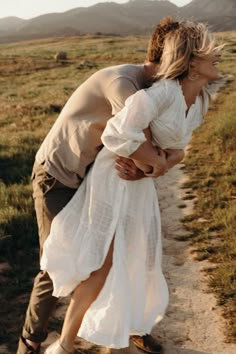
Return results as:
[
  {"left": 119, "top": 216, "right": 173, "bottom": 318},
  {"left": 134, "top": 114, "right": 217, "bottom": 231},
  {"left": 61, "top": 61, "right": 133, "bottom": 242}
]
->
[{"left": 17, "top": 17, "right": 180, "bottom": 354}]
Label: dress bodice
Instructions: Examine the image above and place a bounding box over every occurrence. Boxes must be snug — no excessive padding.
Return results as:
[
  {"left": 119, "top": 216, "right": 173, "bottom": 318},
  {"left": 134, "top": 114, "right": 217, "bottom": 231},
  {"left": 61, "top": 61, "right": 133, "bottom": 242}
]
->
[
  {"left": 101, "top": 79, "right": 208, "bottom": 156},
  {"left": 148, "top": 80, "right": 206, "bottom": 149}
]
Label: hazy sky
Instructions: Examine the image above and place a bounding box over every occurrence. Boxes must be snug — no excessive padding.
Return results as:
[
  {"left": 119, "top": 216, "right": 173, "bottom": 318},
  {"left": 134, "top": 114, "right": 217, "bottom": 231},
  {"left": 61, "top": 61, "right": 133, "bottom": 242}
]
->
[{"left": 0, "top": 0, "right": 192, "bottom": 19}]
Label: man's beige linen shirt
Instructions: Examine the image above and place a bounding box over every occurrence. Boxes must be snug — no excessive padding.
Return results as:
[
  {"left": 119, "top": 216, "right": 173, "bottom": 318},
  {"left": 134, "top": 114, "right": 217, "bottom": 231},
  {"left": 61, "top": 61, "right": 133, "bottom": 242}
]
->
[{"left": 36, "top": 64, "right": 148, "bottom": 188}]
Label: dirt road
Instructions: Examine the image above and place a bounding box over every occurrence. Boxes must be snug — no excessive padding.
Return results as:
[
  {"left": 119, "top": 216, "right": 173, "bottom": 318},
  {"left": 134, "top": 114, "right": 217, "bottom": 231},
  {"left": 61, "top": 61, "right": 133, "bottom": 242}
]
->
[{"left": 151, "top": 166, "right": 236, "bottom": 354}]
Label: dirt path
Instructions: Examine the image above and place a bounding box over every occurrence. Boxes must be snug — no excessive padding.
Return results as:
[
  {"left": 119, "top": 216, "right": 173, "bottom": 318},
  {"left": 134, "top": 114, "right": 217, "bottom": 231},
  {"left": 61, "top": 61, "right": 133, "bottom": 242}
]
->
[{"left": 151, "top": 166, "right": 236, "bottom": 354}]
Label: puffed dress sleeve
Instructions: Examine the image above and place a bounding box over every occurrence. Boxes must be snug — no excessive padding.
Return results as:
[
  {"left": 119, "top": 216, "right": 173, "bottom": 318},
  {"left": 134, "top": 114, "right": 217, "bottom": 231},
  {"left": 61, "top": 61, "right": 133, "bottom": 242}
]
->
[{"left": 101, "top": 89, "right": 157, "bottom": 157}]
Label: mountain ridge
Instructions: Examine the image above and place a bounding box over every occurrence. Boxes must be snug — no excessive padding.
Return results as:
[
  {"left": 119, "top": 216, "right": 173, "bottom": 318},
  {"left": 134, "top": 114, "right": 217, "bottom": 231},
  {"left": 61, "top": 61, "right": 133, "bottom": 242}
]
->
[{"left": 0, "top": 0, "right": 235, "bottom": 43}]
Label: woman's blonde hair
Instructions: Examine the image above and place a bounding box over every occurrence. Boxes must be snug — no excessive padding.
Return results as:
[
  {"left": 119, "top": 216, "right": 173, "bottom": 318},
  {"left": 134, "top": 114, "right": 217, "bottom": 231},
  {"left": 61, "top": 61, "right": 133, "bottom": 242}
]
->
[{"left": 154, "top": 20, "right": 221, "bottom": 81}]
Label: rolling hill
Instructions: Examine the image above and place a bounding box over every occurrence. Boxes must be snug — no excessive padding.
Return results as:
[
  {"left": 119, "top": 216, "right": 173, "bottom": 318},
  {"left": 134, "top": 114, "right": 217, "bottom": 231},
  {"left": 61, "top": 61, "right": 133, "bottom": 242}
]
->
[{"left": 0, "top": 0, "right": 235, "bottom": 43}]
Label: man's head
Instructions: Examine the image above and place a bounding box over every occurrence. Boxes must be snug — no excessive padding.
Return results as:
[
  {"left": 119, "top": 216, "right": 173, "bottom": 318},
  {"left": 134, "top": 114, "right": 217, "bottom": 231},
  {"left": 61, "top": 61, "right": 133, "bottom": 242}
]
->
[{"left": 146, "top": 17, "right": 180, "bottom": 64}]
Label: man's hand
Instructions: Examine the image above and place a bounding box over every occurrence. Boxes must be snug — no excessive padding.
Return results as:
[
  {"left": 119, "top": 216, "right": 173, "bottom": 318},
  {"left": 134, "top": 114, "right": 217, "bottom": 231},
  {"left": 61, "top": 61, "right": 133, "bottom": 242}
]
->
[{"left": 115, "top": 156, "right": 145, "bottom": 180}]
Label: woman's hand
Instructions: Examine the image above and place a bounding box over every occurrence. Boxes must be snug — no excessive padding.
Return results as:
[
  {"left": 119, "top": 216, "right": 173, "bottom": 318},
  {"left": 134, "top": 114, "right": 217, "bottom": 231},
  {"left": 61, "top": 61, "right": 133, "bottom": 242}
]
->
[
  {"left": 128, "top": 128, "right": 169, "bottom": 176},
  {"left": 115, "top": 156, "right": 145, "bottom": 180},
  {"left": 144, "top": 149, "right": 168, "bottom": 177}
]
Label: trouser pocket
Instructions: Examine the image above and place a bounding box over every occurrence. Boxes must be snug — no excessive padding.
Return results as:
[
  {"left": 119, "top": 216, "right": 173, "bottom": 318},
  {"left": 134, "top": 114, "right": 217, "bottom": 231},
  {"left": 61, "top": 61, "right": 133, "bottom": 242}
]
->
[{"left": 32, "top": 162, "right": 57, "bottom": 198}]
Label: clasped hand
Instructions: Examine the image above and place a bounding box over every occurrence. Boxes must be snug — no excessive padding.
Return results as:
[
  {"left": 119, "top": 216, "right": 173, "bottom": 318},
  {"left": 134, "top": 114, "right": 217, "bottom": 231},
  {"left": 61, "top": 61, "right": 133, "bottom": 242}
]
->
[{"left": 115, "top": 147, "right": 169, "bottom": 180}]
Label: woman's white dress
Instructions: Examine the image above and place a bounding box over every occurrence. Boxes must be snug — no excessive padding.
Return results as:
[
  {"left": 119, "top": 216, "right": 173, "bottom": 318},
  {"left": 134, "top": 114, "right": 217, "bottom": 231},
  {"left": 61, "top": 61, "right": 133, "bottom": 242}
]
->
[{"left": 41, "top": 79, "right": 206, "bottom": 348}]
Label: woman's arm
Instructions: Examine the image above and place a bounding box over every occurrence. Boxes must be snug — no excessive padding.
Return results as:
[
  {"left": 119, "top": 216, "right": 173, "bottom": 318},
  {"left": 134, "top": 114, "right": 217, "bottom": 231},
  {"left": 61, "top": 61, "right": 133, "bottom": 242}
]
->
[
  {"left": 133, "top": 148, "right": 184, "bottom": 175},
  {"left": 165, "top": 148, "right": 185, "bottom": 169},
  {"left": 129, "top": 128, "right": 168, "bottom": 176},
  {"left": 130, "top": 130, "right": 185, "bottom": 175},
  {"left": 115, "top": 127, "right": 169, "bottom": 178},
  {"left": 102, "top": 88, "right": 179, "bottom": 177}
]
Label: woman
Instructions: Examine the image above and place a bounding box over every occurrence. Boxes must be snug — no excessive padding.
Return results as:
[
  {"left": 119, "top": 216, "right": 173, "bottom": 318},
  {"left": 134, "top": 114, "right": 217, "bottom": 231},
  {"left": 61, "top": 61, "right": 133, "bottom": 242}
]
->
[{"left": 42, "top": 20, "right": 222, "bottom": 354}]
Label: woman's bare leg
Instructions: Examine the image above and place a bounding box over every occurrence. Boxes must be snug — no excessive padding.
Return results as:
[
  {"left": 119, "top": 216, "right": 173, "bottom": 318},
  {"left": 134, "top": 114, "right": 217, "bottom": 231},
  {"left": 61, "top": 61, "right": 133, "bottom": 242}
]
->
[{"left": 59, "top": 241, "right": 114, "bottom": 352}]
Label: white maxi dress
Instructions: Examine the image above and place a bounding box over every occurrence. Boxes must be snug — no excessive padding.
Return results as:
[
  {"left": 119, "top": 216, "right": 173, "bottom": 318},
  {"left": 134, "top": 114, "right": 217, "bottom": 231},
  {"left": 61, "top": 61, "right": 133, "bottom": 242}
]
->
[{"left": 41, "top": 79, "right": 206, "bottom": 348}]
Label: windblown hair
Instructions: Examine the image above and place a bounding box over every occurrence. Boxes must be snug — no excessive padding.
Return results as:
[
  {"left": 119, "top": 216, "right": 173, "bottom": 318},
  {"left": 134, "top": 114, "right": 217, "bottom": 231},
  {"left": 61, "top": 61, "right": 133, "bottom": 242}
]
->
[
  {"left": 155, "top": 20, "right": 221, "bottom": 80},
  {"left": 146, "top": 16, "right": 180, "bottom": 63}
]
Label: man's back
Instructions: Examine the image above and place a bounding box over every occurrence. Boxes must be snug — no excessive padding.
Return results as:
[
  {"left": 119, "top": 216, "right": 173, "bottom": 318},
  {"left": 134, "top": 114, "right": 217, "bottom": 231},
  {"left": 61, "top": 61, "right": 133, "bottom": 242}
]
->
[{"left": 36, "top": 64, "right": 149, "bottom": 188}]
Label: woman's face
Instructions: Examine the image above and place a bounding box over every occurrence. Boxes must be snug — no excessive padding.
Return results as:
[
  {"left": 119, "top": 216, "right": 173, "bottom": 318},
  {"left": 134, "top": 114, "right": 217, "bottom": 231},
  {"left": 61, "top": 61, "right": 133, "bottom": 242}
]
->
[{"left": 194, "top": 49, "right": 222, "bottom": 83}]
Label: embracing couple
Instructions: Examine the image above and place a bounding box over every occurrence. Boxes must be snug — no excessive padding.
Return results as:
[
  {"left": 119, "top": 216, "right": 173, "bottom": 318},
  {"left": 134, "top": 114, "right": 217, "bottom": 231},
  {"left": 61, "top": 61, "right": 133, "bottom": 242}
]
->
[{"left": 17, "top": 16, "right": 223, "bottom": 354}]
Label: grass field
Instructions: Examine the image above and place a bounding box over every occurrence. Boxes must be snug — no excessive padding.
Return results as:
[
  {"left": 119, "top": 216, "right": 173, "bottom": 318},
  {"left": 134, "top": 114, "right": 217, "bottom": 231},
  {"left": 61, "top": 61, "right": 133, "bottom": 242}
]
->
[{"left": 0, "top": 32, "right": 235, "bottom": 350}]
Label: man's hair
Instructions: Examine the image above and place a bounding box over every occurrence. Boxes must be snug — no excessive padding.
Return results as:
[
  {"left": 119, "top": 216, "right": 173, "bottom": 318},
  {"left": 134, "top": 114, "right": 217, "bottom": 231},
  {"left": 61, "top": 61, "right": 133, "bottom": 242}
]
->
[{"left": 146, "top": 17, "right": 180, "bottom": 63}]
